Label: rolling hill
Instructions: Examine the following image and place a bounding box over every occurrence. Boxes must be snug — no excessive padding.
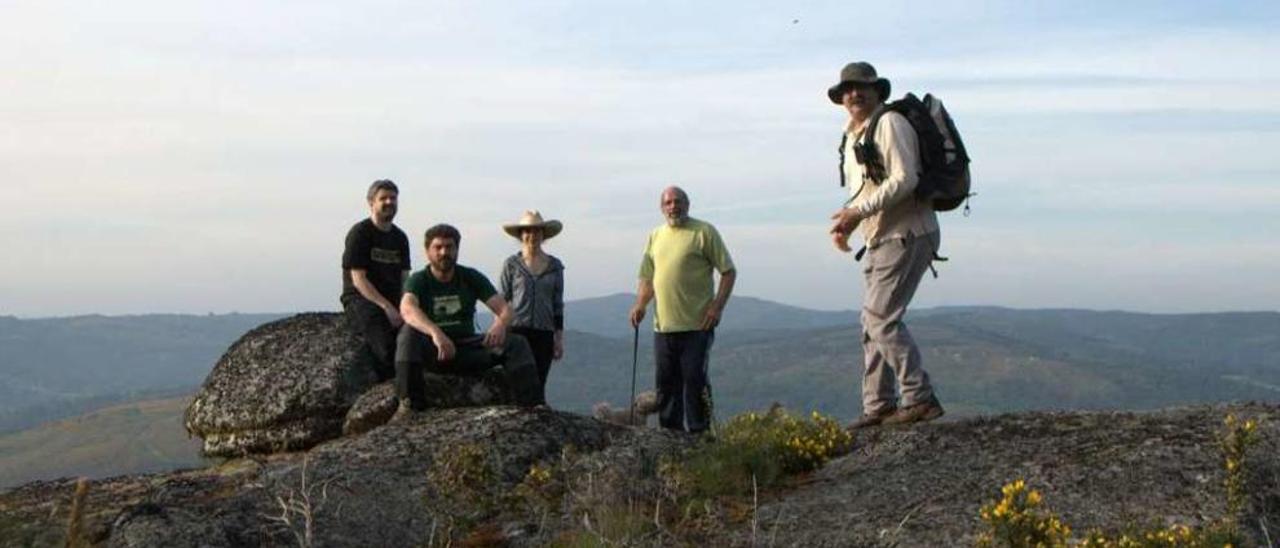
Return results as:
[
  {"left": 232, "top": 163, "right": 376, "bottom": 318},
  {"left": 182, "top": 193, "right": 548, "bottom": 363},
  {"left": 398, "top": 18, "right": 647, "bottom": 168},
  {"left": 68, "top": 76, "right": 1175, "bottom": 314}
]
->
[
  {"left": 2, "top": 299, "right": 1279, "bottom": 487},
  {"left": 0, "top": 397, "right": 206, "bottom": 488}
]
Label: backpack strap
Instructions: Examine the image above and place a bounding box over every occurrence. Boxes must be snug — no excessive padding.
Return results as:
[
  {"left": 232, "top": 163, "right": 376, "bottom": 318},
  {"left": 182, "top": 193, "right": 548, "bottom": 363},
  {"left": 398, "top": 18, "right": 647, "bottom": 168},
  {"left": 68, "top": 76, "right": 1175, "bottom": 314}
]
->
[
  {"left": 837, "top": 133, "right": 848, "bottom": 187},
  {"left": 855, "top": 105, "right": 891, "bottom": 183}
]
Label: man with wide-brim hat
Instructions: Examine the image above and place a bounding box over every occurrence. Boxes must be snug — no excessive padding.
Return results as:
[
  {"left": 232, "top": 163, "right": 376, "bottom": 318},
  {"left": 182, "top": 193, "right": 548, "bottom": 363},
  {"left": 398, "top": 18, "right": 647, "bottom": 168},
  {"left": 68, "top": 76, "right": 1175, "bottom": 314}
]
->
[
  {"left": 826, "top": 61, "right": 945, "bottom": 430},
  {"left": 827, "top": 61, "right": 891, "bottom": 105},
  {"left": 502, "top": 210, "right": 563, "bottom": 240}
]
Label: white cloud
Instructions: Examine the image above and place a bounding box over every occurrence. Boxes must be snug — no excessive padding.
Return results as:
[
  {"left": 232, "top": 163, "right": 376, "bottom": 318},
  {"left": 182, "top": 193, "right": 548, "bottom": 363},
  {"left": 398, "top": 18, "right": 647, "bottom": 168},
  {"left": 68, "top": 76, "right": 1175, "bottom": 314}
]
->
[{"left": 2, "top": 1, "right": 1278, "bottom": 316}]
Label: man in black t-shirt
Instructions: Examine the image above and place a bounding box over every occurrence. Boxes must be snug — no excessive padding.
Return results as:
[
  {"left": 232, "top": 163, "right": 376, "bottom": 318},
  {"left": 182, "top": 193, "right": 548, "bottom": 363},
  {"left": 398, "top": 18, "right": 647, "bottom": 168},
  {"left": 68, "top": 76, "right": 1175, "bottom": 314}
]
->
[
  {"left": 394, "top": 223, "right": 544, "bottom": 413},
  {"left": 341, "top": 179, "right": 410, "bottom": 381}
]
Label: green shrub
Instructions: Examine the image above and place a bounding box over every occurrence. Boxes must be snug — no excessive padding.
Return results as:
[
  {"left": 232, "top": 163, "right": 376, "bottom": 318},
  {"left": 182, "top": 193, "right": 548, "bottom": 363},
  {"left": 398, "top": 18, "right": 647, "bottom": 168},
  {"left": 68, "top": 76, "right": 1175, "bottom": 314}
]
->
[
  {"left": 666, "top": 406, "right": 853, "bottom": 501},
  {"left": 1221, "top": 414, "right": 1260, "bottom": 522},
  {"left": 1078, "top": 522, "right": 1241, "bottom": 547},
  {"left": 425, "top": 442, "right": 500, "bottom": 537},
  {"left": 974, "top": 479, "right": 1071, "bottom": 548}
]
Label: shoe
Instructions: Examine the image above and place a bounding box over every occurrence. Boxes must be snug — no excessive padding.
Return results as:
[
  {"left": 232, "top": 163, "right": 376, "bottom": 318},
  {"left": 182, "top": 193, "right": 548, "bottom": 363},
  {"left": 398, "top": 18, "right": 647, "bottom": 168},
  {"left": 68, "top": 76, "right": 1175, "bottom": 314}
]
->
[
  {"left": 847, "top": 406, "right": 897, "bottom": 430},
  {"left": 389, "top": 399, "right": 416, "bottom": 423},
  {"left": 881, "top": 396, "right": 944, "bottom": 426}
]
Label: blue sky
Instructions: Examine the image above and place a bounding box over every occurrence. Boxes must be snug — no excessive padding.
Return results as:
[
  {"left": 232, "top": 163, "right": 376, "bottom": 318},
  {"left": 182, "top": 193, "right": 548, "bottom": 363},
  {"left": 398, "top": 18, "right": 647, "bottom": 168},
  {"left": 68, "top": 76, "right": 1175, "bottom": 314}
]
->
[{"left": 2, "top": 0, "right": 1278, "bottom": 316}]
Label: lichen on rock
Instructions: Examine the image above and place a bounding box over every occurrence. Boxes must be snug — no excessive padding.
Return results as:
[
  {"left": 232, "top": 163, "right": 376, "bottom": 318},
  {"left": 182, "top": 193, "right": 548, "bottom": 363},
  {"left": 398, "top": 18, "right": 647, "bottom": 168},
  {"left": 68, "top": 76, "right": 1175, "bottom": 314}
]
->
[{"left": 185, "top": 313, "right": 514, "bottom": 457}]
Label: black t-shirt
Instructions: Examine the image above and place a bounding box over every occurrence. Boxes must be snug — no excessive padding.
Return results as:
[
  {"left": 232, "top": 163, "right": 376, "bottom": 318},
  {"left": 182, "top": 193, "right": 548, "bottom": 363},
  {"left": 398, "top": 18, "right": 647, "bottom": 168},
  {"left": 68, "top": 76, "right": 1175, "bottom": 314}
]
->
[{"left": 341, "top": 218, "right": 410, "bottom": 303}]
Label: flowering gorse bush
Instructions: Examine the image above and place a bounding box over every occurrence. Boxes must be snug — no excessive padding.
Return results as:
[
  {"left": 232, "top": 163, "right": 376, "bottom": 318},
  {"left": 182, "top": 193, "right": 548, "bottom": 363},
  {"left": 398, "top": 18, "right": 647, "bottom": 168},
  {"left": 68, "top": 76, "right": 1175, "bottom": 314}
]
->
[
  {"left": 719, "top": 408, "right": 854, "bottom": 474},
  {"left": 1077, "top": 524, "right": 1235, "bottom": 548},
  {"left": 513, "top": 461, "right": 560, "bottom": 517},
  {"left": 976, "top": 414, "right": 1261, "bottom": 548},
  {"left": 1220, "top": 413, "right": 1259, "bottom": 521},
  {"left": 975, "top": 479, "right": 1070, "bottom": 548},
  {"left": 666, "top": 406, "right": 854, "bottom": 500}
]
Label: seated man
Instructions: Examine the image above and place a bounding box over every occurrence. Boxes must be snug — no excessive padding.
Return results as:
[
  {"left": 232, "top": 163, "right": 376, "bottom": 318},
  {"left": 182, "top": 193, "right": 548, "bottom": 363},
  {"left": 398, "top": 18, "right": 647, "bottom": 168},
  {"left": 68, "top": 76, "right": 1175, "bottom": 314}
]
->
[{"left": 395, "top": 223, "right": 544, "bottom": 413}]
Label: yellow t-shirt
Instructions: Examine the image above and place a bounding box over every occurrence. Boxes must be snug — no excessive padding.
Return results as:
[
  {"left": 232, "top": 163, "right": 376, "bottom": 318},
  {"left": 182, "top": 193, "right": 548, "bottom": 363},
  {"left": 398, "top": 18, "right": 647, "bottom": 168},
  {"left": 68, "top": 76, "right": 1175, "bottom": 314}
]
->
[{"left": 638, "top": 217, "right": 735, "bottom": 333}]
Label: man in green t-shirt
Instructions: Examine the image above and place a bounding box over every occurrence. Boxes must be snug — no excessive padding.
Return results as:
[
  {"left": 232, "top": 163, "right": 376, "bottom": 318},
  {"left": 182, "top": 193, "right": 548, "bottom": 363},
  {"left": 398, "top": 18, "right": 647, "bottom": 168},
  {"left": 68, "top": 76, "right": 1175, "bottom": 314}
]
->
[
  {"left": 628, "top": 186, "right": 736, "bottom": 433},
  {"left": 394, "top": 223, "right": 544, "bottom": 414}
]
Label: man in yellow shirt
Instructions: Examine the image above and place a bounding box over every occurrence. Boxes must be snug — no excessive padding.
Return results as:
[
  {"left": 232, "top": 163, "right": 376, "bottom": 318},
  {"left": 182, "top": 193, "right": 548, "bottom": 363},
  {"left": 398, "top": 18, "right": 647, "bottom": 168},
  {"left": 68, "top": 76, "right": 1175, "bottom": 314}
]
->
[{"left": 629, "top": 186, "right": 736, "bottom": 433}]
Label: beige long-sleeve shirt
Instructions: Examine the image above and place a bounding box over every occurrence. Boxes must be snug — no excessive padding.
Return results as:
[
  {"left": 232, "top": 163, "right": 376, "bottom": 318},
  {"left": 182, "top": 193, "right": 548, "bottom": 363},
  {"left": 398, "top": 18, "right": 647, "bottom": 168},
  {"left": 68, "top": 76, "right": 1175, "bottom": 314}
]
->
[{"left": 843, "top": 111, "right": 939, "bottom": 247}]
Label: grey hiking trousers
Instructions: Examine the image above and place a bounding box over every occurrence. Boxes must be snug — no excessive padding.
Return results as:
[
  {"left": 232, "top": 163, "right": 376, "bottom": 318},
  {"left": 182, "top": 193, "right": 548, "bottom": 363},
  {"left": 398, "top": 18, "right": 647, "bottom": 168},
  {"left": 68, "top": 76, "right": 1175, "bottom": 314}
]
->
[{"left": 860, "top": 231, "right": 939, "bottom": 414}]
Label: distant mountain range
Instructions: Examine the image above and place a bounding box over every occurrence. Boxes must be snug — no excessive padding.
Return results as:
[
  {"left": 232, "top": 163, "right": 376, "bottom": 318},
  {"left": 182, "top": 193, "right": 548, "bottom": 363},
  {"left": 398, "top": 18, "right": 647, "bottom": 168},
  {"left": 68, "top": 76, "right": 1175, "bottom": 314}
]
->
[
  {"left": 2, "top": 298, "right": 1279, "bottom": 487},
  {"left": 561, "top": 293, "right": 857, "bottom": 338}
]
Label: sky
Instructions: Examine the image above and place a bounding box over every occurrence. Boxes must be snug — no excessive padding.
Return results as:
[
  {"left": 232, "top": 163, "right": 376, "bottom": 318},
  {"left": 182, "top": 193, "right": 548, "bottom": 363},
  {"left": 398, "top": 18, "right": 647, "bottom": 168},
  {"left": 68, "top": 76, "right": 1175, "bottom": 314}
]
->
[{"left": 2, "top": 0, "right": 1279, "bottom": 317}]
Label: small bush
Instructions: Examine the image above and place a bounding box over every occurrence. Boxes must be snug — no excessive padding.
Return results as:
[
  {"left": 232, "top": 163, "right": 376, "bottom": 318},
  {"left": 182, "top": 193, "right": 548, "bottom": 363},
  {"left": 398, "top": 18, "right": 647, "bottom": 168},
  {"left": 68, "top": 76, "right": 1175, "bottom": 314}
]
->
[
  {"left": 974, "top": 479, "right": 1071, "bottom": 548},
  {"left": 667, "top": 407, "right": 853, "bottom": 501},
  {"left": 1078, "top": 522, "right": 1241, "bottom": 547},
  {"left": 1220, "top": 413, "right": 1260, "bottom": 522},
  {"left": 425, "top": 443, "right": 500, "bottom": 536},
  {"left": 513, "top": 460, "right": 566, "bottom": 521},
  {"left": 976, "top": 413, "right": 1262, "bottom": 548}
]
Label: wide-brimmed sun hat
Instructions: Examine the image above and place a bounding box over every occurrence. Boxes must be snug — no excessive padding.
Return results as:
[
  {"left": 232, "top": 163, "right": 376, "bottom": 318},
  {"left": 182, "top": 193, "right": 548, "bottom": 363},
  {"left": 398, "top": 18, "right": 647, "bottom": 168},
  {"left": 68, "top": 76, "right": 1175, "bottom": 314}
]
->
[
  {"left": 502, "top": 210, "right": 563, "bottom": 240},
  {"left": 827, "top": 61, "right": 891, "bottom": 104}
]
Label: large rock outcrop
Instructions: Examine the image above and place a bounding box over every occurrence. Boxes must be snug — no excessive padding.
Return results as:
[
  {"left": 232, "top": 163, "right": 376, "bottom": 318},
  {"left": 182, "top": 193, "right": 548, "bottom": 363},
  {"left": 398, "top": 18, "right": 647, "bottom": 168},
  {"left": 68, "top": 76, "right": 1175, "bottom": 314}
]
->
[{"left": 183, "top": 313, "right": 509, "bottom": 457}]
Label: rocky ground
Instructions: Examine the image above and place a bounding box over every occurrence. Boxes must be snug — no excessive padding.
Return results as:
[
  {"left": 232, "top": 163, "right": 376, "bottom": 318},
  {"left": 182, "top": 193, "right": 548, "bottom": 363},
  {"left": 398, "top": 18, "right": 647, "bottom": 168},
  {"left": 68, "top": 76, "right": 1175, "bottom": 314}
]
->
[
  {"left": 1, "top": 402, "right": 1276, "bottom": 547},
  {"left": 727, "top": 402, "right": 1280, "bottom": 546}
]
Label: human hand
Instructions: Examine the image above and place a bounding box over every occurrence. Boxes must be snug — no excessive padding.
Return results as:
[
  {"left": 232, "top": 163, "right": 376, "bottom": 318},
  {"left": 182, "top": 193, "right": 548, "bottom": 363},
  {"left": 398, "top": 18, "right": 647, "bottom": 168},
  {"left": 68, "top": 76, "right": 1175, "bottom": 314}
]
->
[
  {"left": 432, "top": 333, "right": 456, "bottom": 362},
  {"left": 553, "top": 332, "right": 564, "bottom": 360},
  {"left": 483, "top": 320, "right": 507, "bottom": 349},
  {"left": 829, "top": 208, "right": 862, "bottom": 235},
  {"left": 699, "top": 304, "right": 723, "bottom": 331},
  {"left": 831, "top": 230, "right": 852, "bottom": 253},
  {"left": 384, "top": 305, "right": 404, "bottom": 328},
  {"left": 628, "top": 305, "right": 646, "bottom": 329}
]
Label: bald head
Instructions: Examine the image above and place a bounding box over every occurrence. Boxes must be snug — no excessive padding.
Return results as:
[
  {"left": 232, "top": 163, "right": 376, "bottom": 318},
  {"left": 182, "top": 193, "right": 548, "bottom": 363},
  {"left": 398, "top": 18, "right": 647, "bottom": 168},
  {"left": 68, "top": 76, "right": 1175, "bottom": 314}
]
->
[{"left": 661, "top": 186, "right": 690, "bottom": 226}]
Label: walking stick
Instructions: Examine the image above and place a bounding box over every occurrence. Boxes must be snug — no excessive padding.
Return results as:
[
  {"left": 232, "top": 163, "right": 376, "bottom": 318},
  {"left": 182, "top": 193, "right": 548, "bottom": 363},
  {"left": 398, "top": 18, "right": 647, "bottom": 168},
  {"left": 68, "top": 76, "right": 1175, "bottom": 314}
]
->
[{"left": 630, "top": 324, "right": 639, "bottom": 426}]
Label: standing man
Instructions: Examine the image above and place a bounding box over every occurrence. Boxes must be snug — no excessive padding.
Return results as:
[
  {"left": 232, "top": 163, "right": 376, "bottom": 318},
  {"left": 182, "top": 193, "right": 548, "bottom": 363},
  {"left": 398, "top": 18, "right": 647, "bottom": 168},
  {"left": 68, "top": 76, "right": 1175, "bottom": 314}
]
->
[
  {"left": 629, "top": 186, "right": 736, "bottom": 434},
  {"left": 341, "top": 179, "right": 410, "bottom": 381},
  {"left": 395, "top": 224, "right": 544, "bottom": 413},
  {"left": 828, "top": 62, "right": 945, "bottom": 428}
]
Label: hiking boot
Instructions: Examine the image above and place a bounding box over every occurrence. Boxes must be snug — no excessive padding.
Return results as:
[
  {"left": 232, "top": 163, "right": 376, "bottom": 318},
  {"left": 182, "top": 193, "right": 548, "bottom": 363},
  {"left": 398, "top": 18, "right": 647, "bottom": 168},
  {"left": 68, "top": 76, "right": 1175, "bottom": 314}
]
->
[
  {"left": 389, "top": 399, "right": 416, "bottom": 423},
  {"left": 881, "top": 396, "right": 945, "bottom": 426},
  {"left": 847, "top": 406, "right": 897, "bottom": 430}
]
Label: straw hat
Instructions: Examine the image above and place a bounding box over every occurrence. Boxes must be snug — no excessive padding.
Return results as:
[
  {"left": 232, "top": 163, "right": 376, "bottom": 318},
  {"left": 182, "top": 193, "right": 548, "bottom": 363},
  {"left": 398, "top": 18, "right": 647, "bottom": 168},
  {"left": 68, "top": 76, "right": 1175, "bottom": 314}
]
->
[{"left": 502, "top": 210, "right": 563, "bottom": 240}]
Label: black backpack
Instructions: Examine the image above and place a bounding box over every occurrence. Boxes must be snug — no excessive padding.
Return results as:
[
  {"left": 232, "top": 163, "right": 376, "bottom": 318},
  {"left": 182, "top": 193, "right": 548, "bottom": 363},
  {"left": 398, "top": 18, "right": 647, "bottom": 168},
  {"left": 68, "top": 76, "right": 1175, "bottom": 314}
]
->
[{"left": 840, "top": 93, "right": 973, "bottom": 213}]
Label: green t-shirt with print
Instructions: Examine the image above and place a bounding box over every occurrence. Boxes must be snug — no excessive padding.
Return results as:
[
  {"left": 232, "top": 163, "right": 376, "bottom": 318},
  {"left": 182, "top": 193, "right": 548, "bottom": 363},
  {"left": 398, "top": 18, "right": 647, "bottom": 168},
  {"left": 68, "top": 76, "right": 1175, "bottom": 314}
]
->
[{"left": 403, "top": 265, "right": 498, "bottom": 339}]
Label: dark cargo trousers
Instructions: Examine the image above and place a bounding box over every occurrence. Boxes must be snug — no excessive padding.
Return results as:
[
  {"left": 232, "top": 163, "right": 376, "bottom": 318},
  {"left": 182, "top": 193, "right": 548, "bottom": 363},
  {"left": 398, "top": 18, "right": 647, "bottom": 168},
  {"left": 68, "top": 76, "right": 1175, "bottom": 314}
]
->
[
  {"left": 395, "top": 326, "right": 545, "bottom": 409},
  {"left": 341, "top": 295, "right": 398, "bottom": 381},
  {"left": 654, "top": 330, "right": 715, "bottom": 433},
  {"left": 860, "top": 231, "right": 940, "bottom": 415}
]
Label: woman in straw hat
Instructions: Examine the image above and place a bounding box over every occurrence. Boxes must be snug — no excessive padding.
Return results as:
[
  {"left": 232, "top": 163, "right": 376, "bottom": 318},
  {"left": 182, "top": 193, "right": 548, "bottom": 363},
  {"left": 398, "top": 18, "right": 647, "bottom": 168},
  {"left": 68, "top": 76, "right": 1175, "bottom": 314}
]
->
[{"left": 499, "top": 210, "right": 566, "bottom": 393}]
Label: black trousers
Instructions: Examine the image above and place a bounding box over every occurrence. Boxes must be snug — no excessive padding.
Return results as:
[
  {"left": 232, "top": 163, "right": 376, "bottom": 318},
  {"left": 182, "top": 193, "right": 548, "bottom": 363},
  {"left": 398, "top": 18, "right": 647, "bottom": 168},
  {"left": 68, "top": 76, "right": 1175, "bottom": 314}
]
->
[
  {"left": 510, "top": 327, "right": 554, "bottom": 389},
  {"left": 654, "top": 330, "right": 715, "bottom": 433},
  {"left": 341, "top": 295, "right": 397, "bottom": 381},
  {"left": 394, "top": 326, "right": 544, "bottom": 409}
]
